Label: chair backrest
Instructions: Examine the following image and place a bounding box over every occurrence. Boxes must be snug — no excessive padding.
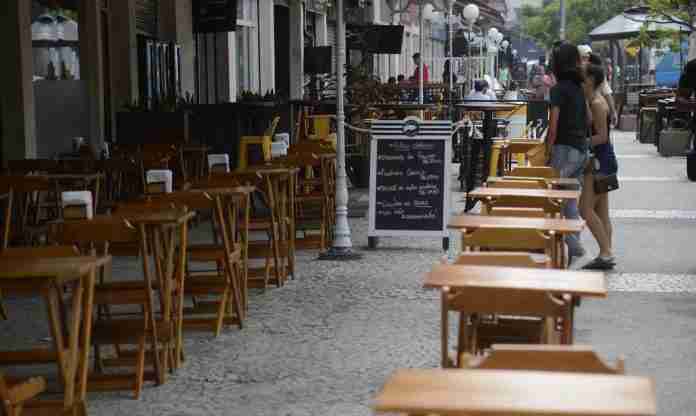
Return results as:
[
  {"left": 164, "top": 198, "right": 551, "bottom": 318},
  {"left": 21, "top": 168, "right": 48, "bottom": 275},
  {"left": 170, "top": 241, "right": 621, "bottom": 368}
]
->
[
  {"left": 448, "top": 286, "right": 568, "bottom": 317},
  {"left": 466, "top": 344, "right": 625, "bottom": 374},
  {"left": 52, "top": 216, "right": 140, "bottom": 245},
  {"left": 6, "top": 159, "right": 59, "bottom": 175},
  {"left": 0, "top": 246, "right": 80, "bottom": 258},
  {"left": 452, "top": 252, "right": 550, "bottom": 268},
  {"left": 0, "top": 372, "right": 47, "bottom": 416},
  {"left": 264, "top": 116, "right": 281, "bottom": 138},
  {"left": 487, "top": 179, "right": 546, "bottom": 189},
  {"left": 461, "top": 227, "right": 552, "bottom": 253},
  {"left": 509, "top": 166, "right": 559, "bottom": 179}
]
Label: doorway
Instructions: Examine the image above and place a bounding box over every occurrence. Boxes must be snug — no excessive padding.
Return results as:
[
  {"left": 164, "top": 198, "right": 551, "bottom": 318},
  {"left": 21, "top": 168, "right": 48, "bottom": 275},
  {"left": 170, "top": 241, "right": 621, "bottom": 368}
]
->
[{"left": 274, "top": 5, "right": 289, "bottom": 98}]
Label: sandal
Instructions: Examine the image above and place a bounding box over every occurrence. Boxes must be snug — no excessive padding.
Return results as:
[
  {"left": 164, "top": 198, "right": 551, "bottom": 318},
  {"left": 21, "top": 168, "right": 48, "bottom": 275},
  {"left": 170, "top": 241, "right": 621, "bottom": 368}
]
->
[{"left": 581, "top": 256, "right": 615, "bottom": 270}]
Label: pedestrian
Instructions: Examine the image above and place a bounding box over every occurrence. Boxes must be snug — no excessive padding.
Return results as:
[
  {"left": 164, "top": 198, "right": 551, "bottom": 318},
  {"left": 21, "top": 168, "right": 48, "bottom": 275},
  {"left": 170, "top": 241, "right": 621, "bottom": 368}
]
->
[
  {"left": 579, "top": 45, "right": 618, "bottom": 126},
  {"left": 409, "top": 53, "right": 429, "bottom": 83},
  {"left": 397, "top": 74, "right": 405, "bottom": 83},
  {"left": 504, "top": 81, "right": 519, "bottom": 100},
  {"left": 580, "top": 64, "right": 617, "bottom": 270},
  {"left": 466, "top": 80, "right": 492, "bottom": 100},
  {"left": 443, "top": 58, "right": 457, "bottom": 85},
  {"left": 546, "top": 42, "right": 589, "bottom": 263},
  {"left": 387, "top": 76, "right": 397, "bottom": 85}
]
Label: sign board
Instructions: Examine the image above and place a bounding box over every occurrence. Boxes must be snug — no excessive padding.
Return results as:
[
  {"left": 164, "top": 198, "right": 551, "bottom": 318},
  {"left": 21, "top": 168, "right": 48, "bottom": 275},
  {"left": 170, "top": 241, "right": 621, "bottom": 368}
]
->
[
  {"left": 193, "top": 0, "right": 237, "bottom": 34},
  {"left": 369, "top": 118, "right": 452, "bottom": 239}
]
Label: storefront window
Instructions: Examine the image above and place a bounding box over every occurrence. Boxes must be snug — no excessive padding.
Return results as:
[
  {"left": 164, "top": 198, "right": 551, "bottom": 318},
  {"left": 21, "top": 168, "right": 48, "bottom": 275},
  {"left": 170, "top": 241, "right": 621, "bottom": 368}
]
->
[
  {"left": 31, "top": 0, "right": 80, "bottom": 81},
  {"left": 235, "top": 0, "right": 258, "bottom": 94}
]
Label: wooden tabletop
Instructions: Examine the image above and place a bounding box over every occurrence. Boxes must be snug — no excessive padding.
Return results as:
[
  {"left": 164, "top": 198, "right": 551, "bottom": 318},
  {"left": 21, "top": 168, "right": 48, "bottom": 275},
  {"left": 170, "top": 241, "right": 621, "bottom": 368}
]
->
[
  {"left": 372, "top": 103, "right": 438, "bottom": 110},
  {"left": 468, "top": 187, "right": 580, "bottom": 201},
  {"left": 0, "top": 255, "right": 111, "bottom": 287},
  {"left": 374, "top": 369, "right": 656, "bottom": 416},
  {"left": 191, "top": 186, "right": 256, "bottom": 196},
  {"left": 424, "top": 264, "right": 606, "bottom": 297},
  {"left": 448, "top": 214, "right": 585, "bottom": 234},
  {"left": 238, "top": 166, "right": 301, "bottom": 175}
]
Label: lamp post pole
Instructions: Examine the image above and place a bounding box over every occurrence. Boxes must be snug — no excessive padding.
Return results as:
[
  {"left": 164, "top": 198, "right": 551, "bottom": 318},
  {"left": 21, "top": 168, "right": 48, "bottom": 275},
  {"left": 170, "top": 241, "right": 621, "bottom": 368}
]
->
[
  {"left": 320, "top": 0, "right": 361, "bottom": 260},
  {"left": 559, "top": 0, "right": 566, "bottom": 40}
]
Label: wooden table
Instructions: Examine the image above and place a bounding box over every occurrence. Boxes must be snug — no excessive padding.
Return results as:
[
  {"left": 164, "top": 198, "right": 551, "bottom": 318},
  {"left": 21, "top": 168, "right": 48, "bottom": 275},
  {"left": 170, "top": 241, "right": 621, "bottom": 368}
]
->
[
  {"left": 448, "top": 214, "right": 584, "bottom": 268},
  {"left": 0, "top": 255, "right": 111, "bottom": 414},
  {"left": 374, "top": 368, "right": 656, "bottom": 416},
  {"left": 425, "top": 263, "right": 606, "bottom": 366}
]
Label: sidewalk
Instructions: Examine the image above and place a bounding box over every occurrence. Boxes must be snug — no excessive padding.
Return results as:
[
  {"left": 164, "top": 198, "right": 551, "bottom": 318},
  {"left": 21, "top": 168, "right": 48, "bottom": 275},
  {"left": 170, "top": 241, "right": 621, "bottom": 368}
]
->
[{"left": 1, "top": 130, "right": 695, "bottom": 415}]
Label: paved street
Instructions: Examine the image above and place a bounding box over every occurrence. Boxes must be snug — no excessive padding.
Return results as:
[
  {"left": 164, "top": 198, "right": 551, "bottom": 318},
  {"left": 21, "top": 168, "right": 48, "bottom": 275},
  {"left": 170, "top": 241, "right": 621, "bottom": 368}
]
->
[{"left": 1, "top": 130, "right": 695, "bottom": 415}]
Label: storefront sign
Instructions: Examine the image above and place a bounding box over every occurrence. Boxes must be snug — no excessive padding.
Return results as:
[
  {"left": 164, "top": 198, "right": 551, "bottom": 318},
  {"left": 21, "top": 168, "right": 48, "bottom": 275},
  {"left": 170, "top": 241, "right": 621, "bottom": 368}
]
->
[
  {"left": 193, "top": 0, "right": 237, "bottom": 33},
  {"left": 369, "top": 118, "right": 452, "bottom": 239}
]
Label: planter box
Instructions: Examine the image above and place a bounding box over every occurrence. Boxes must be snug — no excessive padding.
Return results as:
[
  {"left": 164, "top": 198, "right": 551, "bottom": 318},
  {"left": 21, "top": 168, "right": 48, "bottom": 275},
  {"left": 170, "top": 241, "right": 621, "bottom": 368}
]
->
[{"left": 116, "top": 111, "right": 189, "bottom": 145}]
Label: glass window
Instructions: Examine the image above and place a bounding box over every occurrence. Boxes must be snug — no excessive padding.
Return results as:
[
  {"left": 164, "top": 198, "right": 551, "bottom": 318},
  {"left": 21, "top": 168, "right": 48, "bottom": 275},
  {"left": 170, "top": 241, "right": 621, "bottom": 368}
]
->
[{"left": 31, "top": 0, "right": 80, "bottom": 81}]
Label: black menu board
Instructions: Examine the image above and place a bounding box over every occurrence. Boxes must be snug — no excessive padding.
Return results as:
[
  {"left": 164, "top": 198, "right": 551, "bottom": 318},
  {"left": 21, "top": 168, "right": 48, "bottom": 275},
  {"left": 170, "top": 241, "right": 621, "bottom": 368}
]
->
[{"left": 374, "top": 139, "right": 446, "bottom": 231}]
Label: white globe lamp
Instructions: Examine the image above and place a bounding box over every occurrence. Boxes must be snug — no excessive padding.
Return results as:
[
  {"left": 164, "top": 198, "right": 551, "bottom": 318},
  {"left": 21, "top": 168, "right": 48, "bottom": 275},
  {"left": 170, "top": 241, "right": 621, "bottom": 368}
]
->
[
  {"left": 501, "top": 39, "right": 509, "bottom": 50},
  {"left": 462, "top": 3, "right": 479, "bottom": 25},
  {"left": 488, "top": 27, "right": 498, "bottom": 41},
  {"left": 422, "top": 4, "right": 435, "bottom": 20}
]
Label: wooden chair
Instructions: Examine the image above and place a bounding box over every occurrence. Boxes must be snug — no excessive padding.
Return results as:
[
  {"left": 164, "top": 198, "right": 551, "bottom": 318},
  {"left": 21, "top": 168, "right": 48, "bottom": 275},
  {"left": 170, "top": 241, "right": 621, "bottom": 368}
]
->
[
  {"left": 449, "top": 248, "right": 560, "bottom": 366},
  {"left": 483, "top": 179, "right": 561, "bottom": 217},
  {"left": 51, "top": 216, "right": 174, "bottom": 399},
  {"left": 238, "top": 116, "right": 280, "bottom": 170},
  {"left": 283, "top": 153, "right": 332, "bottom": 251},
  {"left": 462, "top": 344, "right": 625, "bottom": 374},
  {"left": 509, "top": 166, "right": 560, "bottom": 179},
  {"left": 132, "top": 192, "right": 246, "bottom": 335},
  {"left": 0, "top": 175, "right": 54, "bottom": 246},
  {"left": 0, "top": 373, "right": 46, "bottom": 416}
]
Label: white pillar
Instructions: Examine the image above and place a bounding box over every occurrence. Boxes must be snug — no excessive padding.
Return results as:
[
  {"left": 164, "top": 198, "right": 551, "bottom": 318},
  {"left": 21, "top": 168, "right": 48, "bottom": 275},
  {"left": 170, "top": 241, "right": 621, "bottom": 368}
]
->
[
  {"left": 289, "top": 0, "right": 304, "bottom": 100},
  {"left": 316, "top": 13, "right": 328, "bottom": 46},
  {"left": 258, "top": 0, "right": 275, "bottom": 93},
  {"left": 0, "top": 0, "right": 36, "bottom": 160},
  {"left": 175, "top": 0, "right": 196, "bottom": 97}
]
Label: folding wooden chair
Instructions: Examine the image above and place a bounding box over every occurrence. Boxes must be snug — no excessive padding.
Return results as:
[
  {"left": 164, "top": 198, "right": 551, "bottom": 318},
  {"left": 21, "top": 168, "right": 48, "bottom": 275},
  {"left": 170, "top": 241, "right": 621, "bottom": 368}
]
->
[
  {"left": 446, "top": 249, "right": 560, "bottom": 367},
  {"left": 483, "top": 178, "right": 561, "bottom": 217},
  {"left": 133, "top": 191, "right": 246, "bottom": 335},
  {"left": 52, "top": 216, "right": 173, "bottom": 399},
  {"left": 238, "top": 116, "right": 280, "bottom": 170},
  {"left": 0, "top": 372, "right": 46, "bottom": 416},
  {"left": 0, "top": 175, "right": 54, "bottom": 246},
  {"left": 462, "top": 344, "right": 625, "bottom": 374}
]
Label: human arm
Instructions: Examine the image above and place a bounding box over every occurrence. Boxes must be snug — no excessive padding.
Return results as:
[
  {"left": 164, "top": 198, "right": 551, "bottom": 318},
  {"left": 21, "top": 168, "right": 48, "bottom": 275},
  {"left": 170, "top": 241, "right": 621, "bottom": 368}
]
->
[
  {"left": 590, "top": 99, "right": 609, "bottom": 146},
  {"left": 600, "top": 82, "right": 618, "bottom": 126},
  {"left": 546, "top": 106, "right": 559, "bottom": 164}
]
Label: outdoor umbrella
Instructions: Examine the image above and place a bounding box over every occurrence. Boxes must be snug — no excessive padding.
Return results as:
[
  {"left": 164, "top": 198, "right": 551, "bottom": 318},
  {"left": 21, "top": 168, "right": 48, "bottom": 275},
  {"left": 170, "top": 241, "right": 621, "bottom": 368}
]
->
[{"left": 589, "top": 5, "right": 691, "bottom": 42}]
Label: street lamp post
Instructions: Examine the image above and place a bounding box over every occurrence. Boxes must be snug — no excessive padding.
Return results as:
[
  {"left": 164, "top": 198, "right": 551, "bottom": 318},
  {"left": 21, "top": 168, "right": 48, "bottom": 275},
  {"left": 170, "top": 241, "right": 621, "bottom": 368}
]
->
[
  {"left": 319, "top": 0, "right": 361, "bottom": 260},
  {"left": 462, "top": 3, "right": 480, "bottom": 91}
]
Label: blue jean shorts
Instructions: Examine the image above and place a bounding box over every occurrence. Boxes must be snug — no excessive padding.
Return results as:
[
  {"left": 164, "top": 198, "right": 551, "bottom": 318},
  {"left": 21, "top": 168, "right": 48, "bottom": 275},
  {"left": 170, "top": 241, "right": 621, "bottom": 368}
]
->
[{"left": 550, "top": 144, "right": 588, "bottom": 181}]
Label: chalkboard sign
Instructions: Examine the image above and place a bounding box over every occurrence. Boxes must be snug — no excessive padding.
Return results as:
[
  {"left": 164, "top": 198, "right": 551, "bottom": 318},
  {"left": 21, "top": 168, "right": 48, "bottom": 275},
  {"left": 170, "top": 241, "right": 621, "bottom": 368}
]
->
[{"left": 369, "top": 118, "right": 452, "bottom": 239}]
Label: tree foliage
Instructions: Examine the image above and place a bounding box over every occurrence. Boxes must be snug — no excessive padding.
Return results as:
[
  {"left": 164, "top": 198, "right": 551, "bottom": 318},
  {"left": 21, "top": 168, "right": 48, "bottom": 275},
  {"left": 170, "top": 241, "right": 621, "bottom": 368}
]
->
[{"left": 520, "top": 0, "right": 635, "bottom": 49}]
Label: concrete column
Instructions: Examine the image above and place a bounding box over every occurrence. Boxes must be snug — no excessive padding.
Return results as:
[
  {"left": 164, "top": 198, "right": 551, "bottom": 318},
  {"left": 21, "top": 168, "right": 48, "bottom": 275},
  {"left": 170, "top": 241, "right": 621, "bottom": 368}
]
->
[
  {"left": 288, "top": 0, "right": 304, "bottom": 100},
  {"left": 0, "top": 0, "right": 36, "bottom": 161},
  {"left": 110, "top": 0, "right": 138, "bottom": 110},
  {"left": 258, "top": 0, "right": 275, "bottom": 93},
  {"left": 80, "top": 0, "right": 105, "bottom": 154}
]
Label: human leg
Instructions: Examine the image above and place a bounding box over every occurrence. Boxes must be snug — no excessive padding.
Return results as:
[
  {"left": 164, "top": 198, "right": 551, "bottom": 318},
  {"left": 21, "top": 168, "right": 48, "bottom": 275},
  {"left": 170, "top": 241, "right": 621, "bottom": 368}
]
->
[
  {"left": 580, "top": 174, "right": 612, "bottom": 257},
  {"left": 550, "top": 145, "right": 588, "bottom": 257},
  {"left": 595, "top": 193, "right": 613, "bottom": 253}
]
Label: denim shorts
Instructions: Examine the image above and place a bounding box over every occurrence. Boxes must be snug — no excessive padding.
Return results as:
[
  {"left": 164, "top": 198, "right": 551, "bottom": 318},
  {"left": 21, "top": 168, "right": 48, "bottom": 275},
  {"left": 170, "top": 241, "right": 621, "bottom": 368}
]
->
[{"left": 550, "top": 144, "right": 588, "bottom": 181}]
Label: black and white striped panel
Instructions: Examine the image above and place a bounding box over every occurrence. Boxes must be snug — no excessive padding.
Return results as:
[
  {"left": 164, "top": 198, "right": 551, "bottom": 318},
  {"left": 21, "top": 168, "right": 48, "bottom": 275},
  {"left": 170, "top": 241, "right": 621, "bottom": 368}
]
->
[{"left": 371, "top": 120, "right": 453, "bottom": 140}]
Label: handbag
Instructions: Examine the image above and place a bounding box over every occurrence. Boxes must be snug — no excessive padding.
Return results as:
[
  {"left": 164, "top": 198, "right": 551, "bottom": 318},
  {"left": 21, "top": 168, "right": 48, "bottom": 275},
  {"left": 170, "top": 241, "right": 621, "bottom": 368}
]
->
[
  {"left": 593, "top": 170, "right": 619, "bottom": 194},
  {"left": 592, "top": 142, "right": 619, "bottom": 194}
]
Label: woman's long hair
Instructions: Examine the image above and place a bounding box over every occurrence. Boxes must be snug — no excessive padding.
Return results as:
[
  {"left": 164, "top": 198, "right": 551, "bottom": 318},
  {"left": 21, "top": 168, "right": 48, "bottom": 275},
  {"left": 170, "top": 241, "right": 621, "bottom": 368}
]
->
[
  {"left": 585, "top": 64, "right": 606, "bottom": 92},
  {"left": 552, "top": 43, "right": 583, "bottom": 85}
]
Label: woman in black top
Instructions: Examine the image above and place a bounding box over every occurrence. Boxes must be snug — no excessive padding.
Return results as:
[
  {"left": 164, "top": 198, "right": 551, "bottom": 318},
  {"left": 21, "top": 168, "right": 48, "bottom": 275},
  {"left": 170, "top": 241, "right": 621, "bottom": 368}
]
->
[
  {"left": 547, "top": 42, "right": 589, "bottom": 261},
  {"left": 580, "top": 65, "right": 617, "bottom": 270}
]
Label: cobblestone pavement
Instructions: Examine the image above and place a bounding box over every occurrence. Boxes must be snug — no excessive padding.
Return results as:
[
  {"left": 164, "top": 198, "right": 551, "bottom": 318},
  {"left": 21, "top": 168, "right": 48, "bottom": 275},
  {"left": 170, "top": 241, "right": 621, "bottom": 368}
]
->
[{"left": 1, "top": 130, "right": 695, "bottom": 415}]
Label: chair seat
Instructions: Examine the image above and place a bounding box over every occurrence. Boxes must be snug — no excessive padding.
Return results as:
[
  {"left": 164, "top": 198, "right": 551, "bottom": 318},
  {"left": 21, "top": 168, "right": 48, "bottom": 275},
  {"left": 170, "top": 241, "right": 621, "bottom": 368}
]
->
[
  {"left": 248, "top": 218, "right": 274, "bottom": 230},
  {"left": 94, "top": 282, "right": 149, "bottom": 305},
  {"left": 92, "top": 319, "right": 173, "bottom": 344},
  {"left": 184, "top": 274, "right": 233, "bottom": 294},
  {"left": 188, "top": 244, "right": 241, "bottom": 262}
]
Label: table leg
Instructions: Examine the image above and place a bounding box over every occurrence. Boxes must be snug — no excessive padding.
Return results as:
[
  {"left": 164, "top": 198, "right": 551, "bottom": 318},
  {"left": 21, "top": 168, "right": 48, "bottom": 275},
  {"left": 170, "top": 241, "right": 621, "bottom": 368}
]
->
[
  {"left": 78, "top": 267, "right": 96, "bottom": 402},
  {"left": 441, "top": 287, "right": 449, "bottom": 368},
  {"left": 45, "top": 288, "right": 68, "bottom": 390},
  {"left": 137, "top": 224, "right": 163, "bottom": 385}
]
